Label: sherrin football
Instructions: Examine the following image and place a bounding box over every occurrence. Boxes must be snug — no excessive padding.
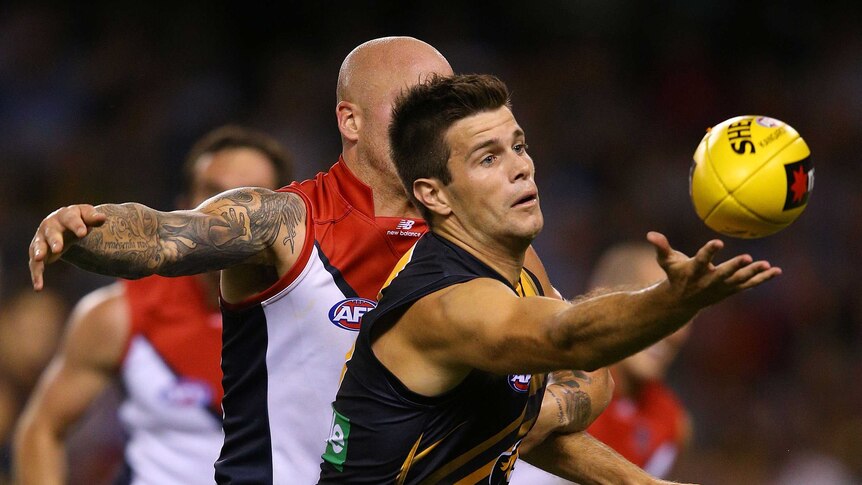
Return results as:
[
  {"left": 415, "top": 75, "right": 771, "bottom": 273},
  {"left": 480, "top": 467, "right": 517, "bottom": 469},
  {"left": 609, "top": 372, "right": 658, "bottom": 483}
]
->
[{"left": 689, "top": 115, "right": 814, "bottom": 238}]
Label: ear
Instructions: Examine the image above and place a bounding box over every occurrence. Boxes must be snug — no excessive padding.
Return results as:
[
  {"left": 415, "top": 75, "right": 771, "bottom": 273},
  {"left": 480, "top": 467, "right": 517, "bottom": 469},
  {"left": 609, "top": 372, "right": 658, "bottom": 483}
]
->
[
  {"left": 336, "top": 101, "right": 360, "bottom": 142},
  {"left": 413, "top": 178, "right": 452, "bottom": 217}
]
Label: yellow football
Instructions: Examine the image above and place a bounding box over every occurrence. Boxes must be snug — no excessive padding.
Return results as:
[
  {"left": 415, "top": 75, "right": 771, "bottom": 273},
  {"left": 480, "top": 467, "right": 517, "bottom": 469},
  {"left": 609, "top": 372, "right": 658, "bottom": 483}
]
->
[{"left": 689, "top": 115, "right": 813, "bottom": 238}]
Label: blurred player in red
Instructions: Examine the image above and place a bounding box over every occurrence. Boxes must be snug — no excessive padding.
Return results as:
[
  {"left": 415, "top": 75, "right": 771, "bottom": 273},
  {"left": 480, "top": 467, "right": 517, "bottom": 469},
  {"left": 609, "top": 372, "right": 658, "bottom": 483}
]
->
[
  {"left": 13, "top": 126, "right": 292, "bottom": 485},
  {"left": 513, "top": 242, "right": 692, "bottom": 484}
]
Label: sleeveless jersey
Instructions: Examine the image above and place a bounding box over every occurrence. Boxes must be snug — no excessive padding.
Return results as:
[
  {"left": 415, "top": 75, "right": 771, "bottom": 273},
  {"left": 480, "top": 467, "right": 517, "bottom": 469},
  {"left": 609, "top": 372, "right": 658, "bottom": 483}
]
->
[
  {"left": 510, "top": 380, "right": 686, "bottom": 484},
  {"left": 215, "top": 159, "right": 426, "bottom": 484},
  {"left": 118, "top": 275, "right": 223, "bottom": 485},
  {"left": 319, "top": 232, "right": 547, "bottom": 485}
]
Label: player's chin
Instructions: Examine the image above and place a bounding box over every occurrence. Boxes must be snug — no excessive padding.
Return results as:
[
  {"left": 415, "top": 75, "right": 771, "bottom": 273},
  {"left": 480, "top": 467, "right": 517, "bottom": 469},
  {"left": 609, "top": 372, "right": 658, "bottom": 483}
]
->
[{"left": 516, "top": 214, "right": 544, "bottom": 241}]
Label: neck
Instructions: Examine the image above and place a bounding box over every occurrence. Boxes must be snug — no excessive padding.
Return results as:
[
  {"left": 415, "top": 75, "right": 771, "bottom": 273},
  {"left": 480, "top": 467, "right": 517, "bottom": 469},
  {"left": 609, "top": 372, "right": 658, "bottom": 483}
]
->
[
  {"left": 433, "top": 224, "right": 528, "bottom": 287},
  {"left": 342, "top": 150, "right": 421, "bottom": 218}
]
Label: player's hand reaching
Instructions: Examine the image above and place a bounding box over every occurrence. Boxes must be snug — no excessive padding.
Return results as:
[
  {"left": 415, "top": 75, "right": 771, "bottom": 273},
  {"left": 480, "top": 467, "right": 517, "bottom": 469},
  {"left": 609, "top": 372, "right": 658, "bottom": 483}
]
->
[
  {"left": 646, "top": 231, "right": 781, "bottom": 312},
  {"left": 29, "top": 204, "right": 107, "bottom": 291}
]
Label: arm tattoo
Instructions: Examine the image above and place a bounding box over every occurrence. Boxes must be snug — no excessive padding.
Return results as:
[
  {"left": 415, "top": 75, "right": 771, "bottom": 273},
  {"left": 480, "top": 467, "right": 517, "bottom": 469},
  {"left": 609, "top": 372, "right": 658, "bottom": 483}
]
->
[
  {"left": 63, "top": 189, "right": 306, "bottom": 279},
  {"left": 546, "top": 370, "right": 593, "bottom": 431}
]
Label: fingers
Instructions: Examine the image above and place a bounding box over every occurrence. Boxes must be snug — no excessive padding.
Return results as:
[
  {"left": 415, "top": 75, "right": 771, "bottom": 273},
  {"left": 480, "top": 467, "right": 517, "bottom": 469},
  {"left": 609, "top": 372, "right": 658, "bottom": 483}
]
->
[
  {"left": 713, "top": 253, "right": 754, "bottom": 280},
  {"left": 735, "top": 265, "right": 782, "bottom": 290},
  {"left": 28, "top": 204, "right": 105, "bottom": 291},
  {"left": 712, "top": 256, "right": 782, "bottom": 294},
  {"left": 57, "top": 205, "right": 105, "bottom": 241},
  {"left": 79, "top": 204, "right": 107, "bottom": 230},
  {"left": 29, "top": 258, "right": 44, "bottom": 291},
  {"left": 692, "top": 238, "right": 724, "bottom": 268},
  {"left": 646, "top": 231, "right": 672, "bottom": 263}
]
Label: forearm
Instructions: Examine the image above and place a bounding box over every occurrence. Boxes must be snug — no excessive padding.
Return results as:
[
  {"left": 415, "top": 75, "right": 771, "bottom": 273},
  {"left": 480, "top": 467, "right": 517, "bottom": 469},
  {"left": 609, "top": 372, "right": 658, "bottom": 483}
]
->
[
  {"left": 62, "top": 203, "right": 168, "bottom": 278},
  {"left": 63, "top": 194, "right": 275, "bottom": 278},
  {"left": 550, "top": 283, "right": 695, "bottom": 370},
  {"left": 13, "top": 418, "right": 67, "bottom": 485},
  {"left": 521, "top": 431, "right": 658, "bottom": 485}
]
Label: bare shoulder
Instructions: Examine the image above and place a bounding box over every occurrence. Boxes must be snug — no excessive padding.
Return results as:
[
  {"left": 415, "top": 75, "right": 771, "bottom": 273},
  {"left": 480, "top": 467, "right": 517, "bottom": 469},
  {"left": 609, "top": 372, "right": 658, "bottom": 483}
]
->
[
  {"left": 409, "top": 278, "right": 528, "bottom": 340},
  {"left": 63, "top": 283, "right": 131, "bottom": 371}
]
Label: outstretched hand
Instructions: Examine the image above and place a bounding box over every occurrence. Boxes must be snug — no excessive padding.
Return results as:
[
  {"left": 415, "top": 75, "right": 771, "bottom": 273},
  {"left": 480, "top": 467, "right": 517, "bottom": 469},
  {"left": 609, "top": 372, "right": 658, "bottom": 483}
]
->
[
  {"left": 646, "top": 231, "right": 781, "bottom": 311},
  {"left": 29, "top": 204, "right": 107, "bottom": 291}
]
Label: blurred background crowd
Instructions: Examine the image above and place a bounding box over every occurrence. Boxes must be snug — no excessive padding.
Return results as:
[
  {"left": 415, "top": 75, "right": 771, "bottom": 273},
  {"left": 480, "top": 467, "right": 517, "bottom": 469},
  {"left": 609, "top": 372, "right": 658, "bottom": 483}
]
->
[{"left": 0, "top": 2, "right": 860, "bottom": 484}]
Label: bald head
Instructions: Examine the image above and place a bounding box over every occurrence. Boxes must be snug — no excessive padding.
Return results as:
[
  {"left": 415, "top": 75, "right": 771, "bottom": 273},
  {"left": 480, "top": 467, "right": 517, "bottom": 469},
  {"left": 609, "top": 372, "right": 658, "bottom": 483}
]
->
[
  {"left": 335, "top": 37, "right": 454, "bottom": 200},
  {"left": 337, "top": 36, "right": 453, "bottom": 106},
  {"left": 589, "top": 242, "right": 664, "bottom": 289}
]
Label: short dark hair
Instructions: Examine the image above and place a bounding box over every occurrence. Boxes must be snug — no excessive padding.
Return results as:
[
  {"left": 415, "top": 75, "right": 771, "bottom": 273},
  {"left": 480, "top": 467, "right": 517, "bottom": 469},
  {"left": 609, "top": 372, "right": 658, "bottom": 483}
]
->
[
  {"left": 389, "top": 74, "right": 511, "bottom": 222},
  {"left": 182, "top": 125, "right": 294, "bottom": 193}
]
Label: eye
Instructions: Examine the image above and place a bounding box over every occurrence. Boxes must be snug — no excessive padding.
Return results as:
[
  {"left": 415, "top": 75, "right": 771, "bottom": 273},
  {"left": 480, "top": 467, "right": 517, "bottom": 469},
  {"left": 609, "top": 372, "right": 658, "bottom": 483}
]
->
[
  {"left": 480, "top": 155, "right": 496, "bottom": 166},
  {"left": 513, "top": 143, "right": 529, "bottom": 154}
]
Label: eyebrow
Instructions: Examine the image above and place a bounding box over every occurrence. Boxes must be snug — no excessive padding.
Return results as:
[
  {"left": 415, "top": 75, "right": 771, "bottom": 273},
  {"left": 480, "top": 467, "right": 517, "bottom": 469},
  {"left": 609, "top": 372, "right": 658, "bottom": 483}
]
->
[{"left": 466, "top": 127, "right": 525, "bottom": 158}]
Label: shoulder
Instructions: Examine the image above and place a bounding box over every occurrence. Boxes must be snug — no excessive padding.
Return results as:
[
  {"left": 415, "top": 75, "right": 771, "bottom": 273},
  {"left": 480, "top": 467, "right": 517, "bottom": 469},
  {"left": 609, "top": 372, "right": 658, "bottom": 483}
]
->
[
  {"left": 413, "top": 277, "right": 521, "bottom": 330},
  {"left": 63, "top": 283, "right": 131, "bottom": 370},
  {"left": 70, "top": 283, "right": 128, "bottom": 323}
]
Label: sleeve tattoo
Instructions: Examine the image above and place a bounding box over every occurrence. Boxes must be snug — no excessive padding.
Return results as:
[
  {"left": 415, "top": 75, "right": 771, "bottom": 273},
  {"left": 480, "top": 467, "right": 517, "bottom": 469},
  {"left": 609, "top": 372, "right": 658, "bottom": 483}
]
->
[
  {"left": 63, "top": 189, "right": 306, "bottom": 279},
  {"left": 545, "top": 369, "right": 593, "bottom": 432}
]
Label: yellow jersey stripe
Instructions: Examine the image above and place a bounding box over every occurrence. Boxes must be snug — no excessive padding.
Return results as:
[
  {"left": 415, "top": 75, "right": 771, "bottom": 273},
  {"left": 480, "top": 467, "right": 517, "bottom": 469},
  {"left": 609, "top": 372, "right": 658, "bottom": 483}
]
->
[
  {"left": 452, "top": 456, "right": 498, "bottom": 485},
  {"left": 516, "top": 269, "right": 541, "bottom": 297},
  {"left": 417, "top": 405, "right": 527, "bottom": 484},
  {"left": 379, "top": 242, "right": 418, "bottom": 300},
  {"left": 396, "top": 433, "right": 425, "bottom": 485}
]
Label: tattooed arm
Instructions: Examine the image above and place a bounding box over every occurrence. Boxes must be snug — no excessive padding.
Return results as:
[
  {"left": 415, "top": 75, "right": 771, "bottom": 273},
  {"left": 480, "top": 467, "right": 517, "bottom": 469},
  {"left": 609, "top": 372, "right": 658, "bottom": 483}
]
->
[
  {"left": 519, "top": 368, "right": 612, "bottom": 454},
  {"left": 545, "top": 368, "right": 613, "bottom": 431},
  {"left": 29, "top": 189, "right": 307, "bottom": 289}
]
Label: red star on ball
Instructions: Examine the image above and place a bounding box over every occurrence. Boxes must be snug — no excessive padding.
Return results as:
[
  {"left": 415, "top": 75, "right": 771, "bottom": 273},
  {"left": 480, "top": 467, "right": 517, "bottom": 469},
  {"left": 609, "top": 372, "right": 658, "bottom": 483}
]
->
[{"left": 790, "top": 165, "right": 808, "bottom": 203}]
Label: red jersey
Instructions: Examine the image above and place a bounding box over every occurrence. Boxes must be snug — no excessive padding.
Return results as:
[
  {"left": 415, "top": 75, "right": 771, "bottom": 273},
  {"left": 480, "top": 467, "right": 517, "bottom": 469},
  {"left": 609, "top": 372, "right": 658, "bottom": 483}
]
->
[
  {"left": 119, "top": 275, "right": 224, "bottom": 484},
  {"left": 587, "top": 380, "right": 686, "bottom": 477}
]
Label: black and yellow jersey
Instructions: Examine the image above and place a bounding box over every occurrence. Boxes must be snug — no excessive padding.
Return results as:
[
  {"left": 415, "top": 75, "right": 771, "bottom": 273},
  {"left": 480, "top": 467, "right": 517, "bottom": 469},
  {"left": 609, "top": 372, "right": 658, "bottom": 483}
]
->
[{"left": 319, "top": 232, "right": 547, "bottom": 485}]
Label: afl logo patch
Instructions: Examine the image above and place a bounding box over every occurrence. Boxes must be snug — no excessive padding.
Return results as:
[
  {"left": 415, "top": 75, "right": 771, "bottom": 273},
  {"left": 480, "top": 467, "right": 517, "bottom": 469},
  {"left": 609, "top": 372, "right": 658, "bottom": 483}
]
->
[
  {"left": 508, "top": 374, "right": 532, "bottom": 393},
  {"left": 328, "top": 298, "right": 377, "bottom": 331},
  {"left": 160, "top": 378, "right": 213, "bottom": 407}
]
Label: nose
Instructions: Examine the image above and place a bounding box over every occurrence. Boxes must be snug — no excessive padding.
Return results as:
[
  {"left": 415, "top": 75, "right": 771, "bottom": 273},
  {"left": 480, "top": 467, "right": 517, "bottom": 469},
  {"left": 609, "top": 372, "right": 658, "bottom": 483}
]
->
[{"left": 510, "top": 151, "right": 533, "bottom": 182}]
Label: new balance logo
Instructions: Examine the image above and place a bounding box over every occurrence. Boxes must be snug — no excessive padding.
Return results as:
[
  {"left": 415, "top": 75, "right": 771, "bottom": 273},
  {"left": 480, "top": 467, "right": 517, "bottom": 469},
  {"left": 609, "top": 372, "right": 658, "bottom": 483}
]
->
[
  {"left": 387, "top": 219, "right": 422, "bottom": 238},
  {"left": 395, "top": 219, "right": 416, "bottom": 230}
]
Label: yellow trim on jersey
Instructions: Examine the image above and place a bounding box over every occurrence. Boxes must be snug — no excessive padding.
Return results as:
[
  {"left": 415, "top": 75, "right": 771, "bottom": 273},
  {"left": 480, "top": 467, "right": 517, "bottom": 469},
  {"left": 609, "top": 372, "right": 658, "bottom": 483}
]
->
[
  {"left": 378, "top": 242, "right": 418, "bottom": 300},
  {"left": 343, "top": 241, "right": 419, "bottom": 385},
  {"left": 417, "top": 405, "right": 528, "bottom": 485},
  {"left": 453, "top": 445, "right": 519, "bottom": 485},
  {"left": 396, "top": 433, "right": 425, "bottom": 485},
  {"left": 516, "top": 269, "right": 541, "bottom": 297},
  {"left": 517, "top": 373, "right": 546, "bottom": 437},
  {"left": 338, "top": 343, "right": 356, "bottom": 385},
  {"left": 397, "top": 421, "right": 467, "bottom": 484}
]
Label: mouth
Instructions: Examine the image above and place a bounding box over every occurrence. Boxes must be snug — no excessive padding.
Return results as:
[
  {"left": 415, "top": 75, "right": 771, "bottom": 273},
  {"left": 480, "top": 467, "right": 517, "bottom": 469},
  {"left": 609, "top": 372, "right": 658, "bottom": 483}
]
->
[{"left": 512, "top": 191, "right": 539, "bottom": 208}]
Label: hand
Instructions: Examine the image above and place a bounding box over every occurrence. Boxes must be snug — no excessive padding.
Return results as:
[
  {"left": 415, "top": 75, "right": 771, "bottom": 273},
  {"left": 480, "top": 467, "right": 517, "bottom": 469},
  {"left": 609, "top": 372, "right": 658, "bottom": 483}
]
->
[
  {"left": 646, "top": 231, "right": 781, "bottom": 311},
  {"left": 29, "top": 204, "right": 107, "bottom": 290}
]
